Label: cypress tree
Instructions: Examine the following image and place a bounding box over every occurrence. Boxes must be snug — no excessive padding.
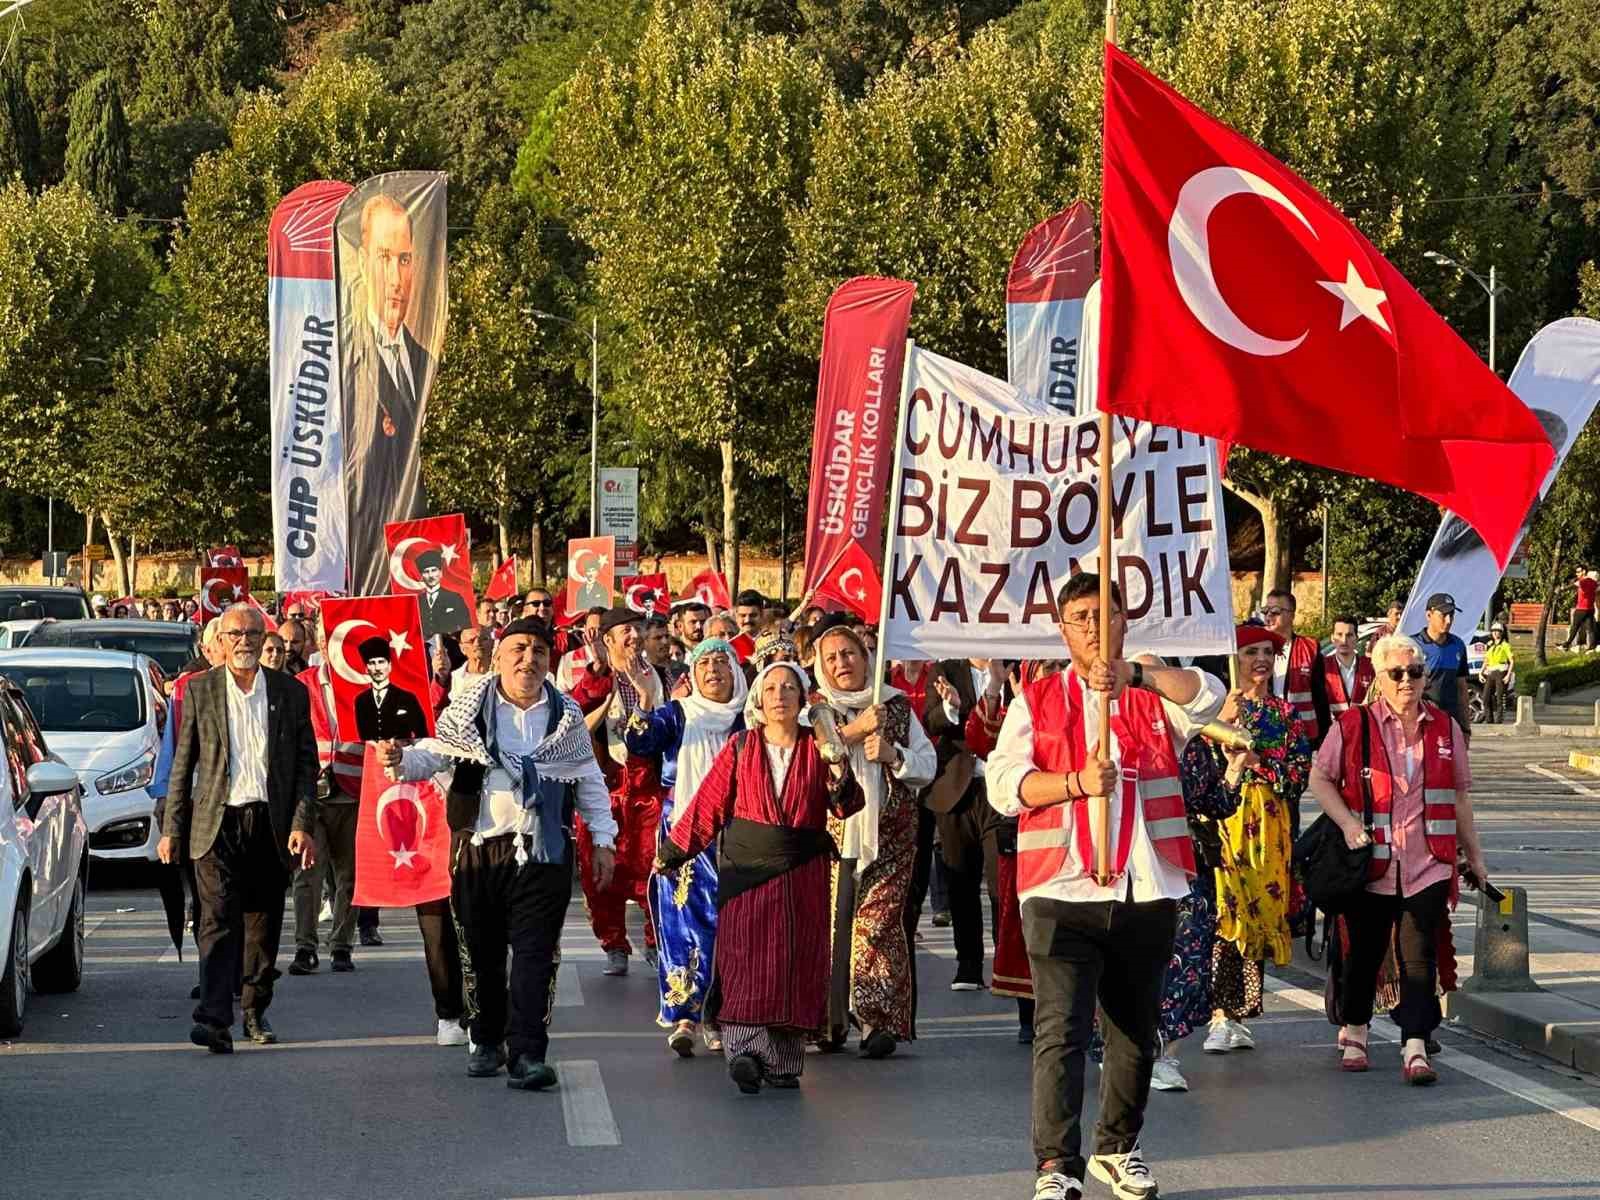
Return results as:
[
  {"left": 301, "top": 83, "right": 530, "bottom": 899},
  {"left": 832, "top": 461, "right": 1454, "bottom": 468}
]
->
[
  {"left": 64, "top": 70, "right": 131, "bottom": 213},
  {"left": 0, "top": 57, "right": 42, "bottom": 189}
]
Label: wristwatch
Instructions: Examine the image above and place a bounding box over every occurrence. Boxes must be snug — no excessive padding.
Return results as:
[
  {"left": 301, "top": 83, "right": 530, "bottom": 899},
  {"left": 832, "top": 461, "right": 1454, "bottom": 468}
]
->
[{"left": 1130, "top": 661, "right": 1145, "bottom": 690}]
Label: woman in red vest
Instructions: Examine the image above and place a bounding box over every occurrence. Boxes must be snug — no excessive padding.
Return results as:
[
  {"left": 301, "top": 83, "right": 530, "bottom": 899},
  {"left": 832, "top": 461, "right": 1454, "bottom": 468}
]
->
[
  {"left": 1205, "top": 624, "right": 1312, "bottom": 1057},
  {"left": 1308, "top": 633, "right": 1487, "bottom": 1084}
]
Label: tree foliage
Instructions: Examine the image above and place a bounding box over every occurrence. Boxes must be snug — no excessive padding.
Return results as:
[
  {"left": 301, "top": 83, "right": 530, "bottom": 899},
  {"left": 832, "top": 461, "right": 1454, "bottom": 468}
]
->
[
  {"left": 64, "top": 70, "right": 131, "bottom": 213},
  {"left": 0, "top": 54, "right": 43, "bottom": 189}
]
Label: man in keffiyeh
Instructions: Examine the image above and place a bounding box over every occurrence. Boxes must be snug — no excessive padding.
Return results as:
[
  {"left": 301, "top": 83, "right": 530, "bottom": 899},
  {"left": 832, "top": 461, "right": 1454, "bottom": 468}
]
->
[{"left": 377, "top": 617, "right": 616, "bottom": 1092}]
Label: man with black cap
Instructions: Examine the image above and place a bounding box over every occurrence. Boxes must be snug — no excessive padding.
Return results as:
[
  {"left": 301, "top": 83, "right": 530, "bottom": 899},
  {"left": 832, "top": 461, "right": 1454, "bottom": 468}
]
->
[
  {"left": 569, "top": 606, "right": 669, "bottom": 975},
  {"left": 378, "top": 617, "right": 616, "bottom": 1089},
  {"left": 416, "top": 546, "right": 471, "bottom": 640},
  {"left": 1413, "top": 592, "right": 1471, "bottom": 734},
  {"left": 354, "top": 636, "right": 430, "bottom": 741}
]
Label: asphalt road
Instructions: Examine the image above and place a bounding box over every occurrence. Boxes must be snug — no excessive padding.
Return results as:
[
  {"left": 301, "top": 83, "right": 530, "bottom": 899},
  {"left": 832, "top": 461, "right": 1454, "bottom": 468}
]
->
[{"left": 5, "top": 738, "right": 1600, "bottom": 1200}]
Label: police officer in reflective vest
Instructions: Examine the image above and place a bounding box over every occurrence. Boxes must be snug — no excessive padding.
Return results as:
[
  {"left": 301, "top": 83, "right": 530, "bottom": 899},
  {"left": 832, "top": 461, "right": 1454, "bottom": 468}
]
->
[{"left": 987, "top": 574, "right": 1225, "bottom": 1200}]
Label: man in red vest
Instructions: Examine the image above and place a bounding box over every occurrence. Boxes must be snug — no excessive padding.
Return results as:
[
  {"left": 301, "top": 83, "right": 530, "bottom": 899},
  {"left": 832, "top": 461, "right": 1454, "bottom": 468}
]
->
[
  {"left": 987, "top": 573, "right": 1225, "bottom": 1200},
  {"left": 1324, "top": 614, "right": 1376, "bottom": 719},
  {"left": 1262, "top": 588, "right": 1333, "bottom": 754}
]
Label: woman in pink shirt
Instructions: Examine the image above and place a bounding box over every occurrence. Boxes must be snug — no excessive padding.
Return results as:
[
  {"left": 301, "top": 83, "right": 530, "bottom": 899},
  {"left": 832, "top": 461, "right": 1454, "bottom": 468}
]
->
[{"left": 1307, "top": 633, "right": 1489, "bottom": 1085}]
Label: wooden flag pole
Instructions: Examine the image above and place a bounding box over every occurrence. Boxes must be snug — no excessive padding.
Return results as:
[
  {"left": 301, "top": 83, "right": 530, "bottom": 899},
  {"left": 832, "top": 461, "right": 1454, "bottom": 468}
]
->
[
  {"left": 1095, "top": 0, "right": 1118, "bottom": 885},
  {"left": 870, "top": 339, "right": 916, "bottom": 707}
]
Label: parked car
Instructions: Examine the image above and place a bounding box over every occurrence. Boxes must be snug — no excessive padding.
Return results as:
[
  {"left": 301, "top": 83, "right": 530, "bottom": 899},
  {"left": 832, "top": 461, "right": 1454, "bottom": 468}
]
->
[
  {"left": 0, "top": 676, "right": 89, "bottom": 1036},
  {"left": 0, "top": 587, "right": 90, "bottom": 623},
  {"left": 20, "top": 618, "right": 200, "bottom": 678},
  {"left": 0, "top": 650, "right": 166, "bottom": 863},
  {"left": 0, "top": 619, "right": 44, "bottom": 648}
]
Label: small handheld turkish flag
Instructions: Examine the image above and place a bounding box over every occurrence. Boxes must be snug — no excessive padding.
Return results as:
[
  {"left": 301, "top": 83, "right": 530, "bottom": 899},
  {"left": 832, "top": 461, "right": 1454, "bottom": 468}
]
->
[
  {"left": 1100, "top": 44, "right": 1552, "bottom": 567},
  {"left": 813, "top": 542, "right": 882, "bottom": 622},
  {"left": 199, "top": 565, "right": 249, "bottom": 618},
  {"left": 683, "top": 567, "right": 731, "bottom": 611},
  {"left": 484, "top": 556, "right": 518, "bottom": 602},
  {"left": 620, "top": 573, "right": 670, "bottom": 616}
]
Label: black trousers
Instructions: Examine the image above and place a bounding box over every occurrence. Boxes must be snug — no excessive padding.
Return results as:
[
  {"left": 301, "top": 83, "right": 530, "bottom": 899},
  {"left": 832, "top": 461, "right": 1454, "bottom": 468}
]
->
[
  {"left": 935, "top": 787, "right": 988, "bottom": 983},
  {"left": 193, "top": 804, "right": 289, "bottom": 1029},
  {"left": 1564, "top": 609, "right": 1595, "bottom": 650},
  {"left": 1484, "top": 670, "right": 1509, "bottom": 724},
  {"left": 903, "top": 804, "right": 937, "bottom": 1022},
  {"left": 292, "top": 801, "right": 357, "bottom": 953},
  {"left": 450, "top": 833, "right": 572, "bottom": 1061},
  {"left": 1023, "top": 895, "right": 1178, "bottom": 1175},
  {"left": 1339, "top": 880, "right": 1450, "bottom": 1041},
  {"left": 416, "top": 897, "right": 464, "bottom": 1021}
]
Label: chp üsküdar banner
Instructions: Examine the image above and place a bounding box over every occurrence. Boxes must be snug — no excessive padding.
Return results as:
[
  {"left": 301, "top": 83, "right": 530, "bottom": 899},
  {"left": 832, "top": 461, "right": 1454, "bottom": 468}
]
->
[
  {"left": 336, "top": 171, "right": 450, "bottom": 596},
  {"left": 269, "top": 180, "right": 353, "bottom": 594},
  {"left": 881, "top": 345, "right": 1234, "bottom": 663},
  {"left": 1006, "top": 202, "right": 1097, "bottom": 415}
]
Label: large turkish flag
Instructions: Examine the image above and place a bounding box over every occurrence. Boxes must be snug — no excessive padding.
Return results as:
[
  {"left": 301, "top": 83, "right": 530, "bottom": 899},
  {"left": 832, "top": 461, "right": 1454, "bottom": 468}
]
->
[
  {"left": 319, "top": 594, "right": 435, "bottom": 744},
  {"left": 352, "top": 744, "right": 450, "bottom": 907},
  {"left": 384, "top": 513, "right": 475, "bottom": 639},
  {"left": 1099, "top": 44, "right": 1552, "bottom": 566}
]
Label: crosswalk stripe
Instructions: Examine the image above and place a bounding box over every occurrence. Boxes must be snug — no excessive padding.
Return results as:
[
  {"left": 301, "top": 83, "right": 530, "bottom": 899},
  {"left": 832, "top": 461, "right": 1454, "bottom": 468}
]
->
[
  {"left": 557, "top": 1059, "right": 621, "bottom": 1147},
  {"left": 555, "top": 961, "right": 583, "bottom": 1008}
]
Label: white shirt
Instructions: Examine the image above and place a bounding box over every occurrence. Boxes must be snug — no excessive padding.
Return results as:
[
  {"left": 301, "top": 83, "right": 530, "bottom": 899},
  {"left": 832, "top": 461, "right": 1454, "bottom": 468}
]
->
[
  {"left": 941, "top": 662, "right": 993, "bottom": 779},
  {"left": 1335, "top": 653, "right": 1358, "bottom": 699},
  {"left": 224, "top": 668, "right": 270, "bottom": 807},
  {"left": 764, "top": 741, "right": 795, "bottom": 796},
  {"left": 1272, "top": 648, "right": 1289, "bottom": 699},
  {"left": 370, "top": 311, "right": 418, "bottom": 402},
  {"left": 449, "top": 668, "right": 490, "bottom": 701},
  {"left": 986, "top": 669, "right": 1224, "bottom": 904}
]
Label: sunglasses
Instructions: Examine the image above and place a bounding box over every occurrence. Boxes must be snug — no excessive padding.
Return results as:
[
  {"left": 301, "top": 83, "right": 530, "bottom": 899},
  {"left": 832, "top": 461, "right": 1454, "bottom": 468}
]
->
[{"left": 1384, "top": 665, "right": 1425, "bottom": 682}]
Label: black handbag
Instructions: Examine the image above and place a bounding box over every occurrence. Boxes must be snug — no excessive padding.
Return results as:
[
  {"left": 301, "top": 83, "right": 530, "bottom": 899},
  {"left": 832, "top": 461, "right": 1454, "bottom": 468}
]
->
[{"left": 1292, "top": 708, "right": 1375, "bottom": 914}]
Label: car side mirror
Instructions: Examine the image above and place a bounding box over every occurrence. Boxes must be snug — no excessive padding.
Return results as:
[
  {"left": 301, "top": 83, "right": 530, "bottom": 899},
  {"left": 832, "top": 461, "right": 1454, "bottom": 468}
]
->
[{"left": 25, "top": 760, "right": 80, "bottom": 818}]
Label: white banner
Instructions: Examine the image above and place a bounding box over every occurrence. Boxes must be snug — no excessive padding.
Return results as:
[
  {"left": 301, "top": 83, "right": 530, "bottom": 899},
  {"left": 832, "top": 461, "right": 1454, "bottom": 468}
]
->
[
  {"left": 1005, "top": 202, "right": 1096, "bottom": 415},
  {"left": 269, "top": 181, "right": 351, "bottom": 594},
  {"left": 1401, "top": 317, "right": 1600, "bottom": 636},
  {"left": 882, "top": 346, "right": 1234, "bottom": 662},
  {"left": 598, "top": 467, "right": 640, "bottom": 571}
]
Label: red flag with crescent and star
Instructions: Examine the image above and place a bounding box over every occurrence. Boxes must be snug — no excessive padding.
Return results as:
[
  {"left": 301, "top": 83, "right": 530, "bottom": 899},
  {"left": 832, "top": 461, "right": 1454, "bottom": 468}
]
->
[
  {"left": 620, "top": 573, "right": 670, "bottom": 616},
  {"left": 198, "top": 565, "right": 249, "bottom": 619},
  {"left": 484, "top": 555, "right": 518, "bottom": 602},
  {"left": 352, "top": 744, "right": 450, "bottom": 907},
  {"left": 1099, "top": 44, "right": 1553, "bottom": 567},
  {"left": 565, "top": 535, "right": 616, "bottom": 613},
  {"left": 682, "top": 567, "right": 731, "bottom": 611},
  {"left": 384, "top": 513, "right": 476, "bottom": 639},
  {"left": 813, "top": 541, "right": 882, "bottom": 622},
  {"left": 318, "top": 594, "right": 435, "bottom": 744}
]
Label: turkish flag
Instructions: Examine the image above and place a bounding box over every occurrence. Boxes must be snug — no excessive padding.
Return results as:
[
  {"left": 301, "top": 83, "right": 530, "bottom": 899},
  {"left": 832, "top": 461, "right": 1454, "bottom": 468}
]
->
[
  {"left": 813, "top": 542, "right": 882, "bottom": 622},
  {"left": 384, "top": 514, "right": 476, "bottom": 638},
  {"left": 683, "top": 567, "right": 731, "bottom": 611},
  {"left": 565, "top": 535, "right": 616, "bottom": 614},
  {"left": 620, "top": 573, "right": 670, "bottom": 616},
  {"left": 729, "top": 632, "right": 756, "bottom": 662},
  {"left": 1100, "top": 44, "right": 1552, "bottom": 566},
  {"left": 352, "top": 744, "right": 450, "bottom": 907},
  {"left": 484, "top": 556, "right": 518, "bottom": 602},
  {"left": 207, "top": 545, "right": 244, "bottom": 567},
  {"left": 319, "top": 594, "right": 435, "bottom": 743},
  {"left": 199, "top": 565, "right": 249, "bottom": 618}
]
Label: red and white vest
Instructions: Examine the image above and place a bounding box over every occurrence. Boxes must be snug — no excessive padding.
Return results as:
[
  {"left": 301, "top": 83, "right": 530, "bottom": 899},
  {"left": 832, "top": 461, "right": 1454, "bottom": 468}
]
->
[
  {"left": 298, "top": 665, "right": 362, "bottom": 798},
  {"left": 1015, "top": 671, "right": 1194, "bottom": 899},
  {"left": 1335, "top": 703, "right": 1457, "bottom": 881},
  {"left": 1323, "top": 653, "right": 1376, "bottom": 717},
  {"left": 1282, "top": 634, "right": 1321, "bottom": 741}
]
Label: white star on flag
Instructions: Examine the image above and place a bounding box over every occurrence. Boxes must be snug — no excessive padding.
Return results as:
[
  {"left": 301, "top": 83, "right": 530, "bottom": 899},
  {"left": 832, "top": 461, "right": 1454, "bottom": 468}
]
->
[
  {"left": 388, "top": 629, "right": 412, "bottom": 657},
  {"left": 390, "top": 847, "right": 418, "bottom": 869},
  {"left": 439, "top": 544, "right": 459, "bottom": 566},
  {"left": 231, "top": 585, "right": 244, "bottom": 597},
  {"left": 1318, "top": 261, "right": 1391, "bottom": 333}
]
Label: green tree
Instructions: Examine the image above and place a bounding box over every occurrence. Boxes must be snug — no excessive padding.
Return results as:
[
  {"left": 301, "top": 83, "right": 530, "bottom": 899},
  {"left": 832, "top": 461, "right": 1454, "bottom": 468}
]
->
[
  {"left": 0, "top": 54, "right": 43, "bottom": 188},
  {"left": 555, "top": 0, "right": 830, "bottom": 593},
  {"left": 134, "top": 0, "right": 284, "bottom": 119},
  {"left": 64, "top": 69, "right": 131, "bottom": 213}
]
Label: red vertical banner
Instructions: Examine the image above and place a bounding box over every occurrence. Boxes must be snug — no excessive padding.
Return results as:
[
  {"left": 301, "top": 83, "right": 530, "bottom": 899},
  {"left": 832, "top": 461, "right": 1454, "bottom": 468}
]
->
[
  {"left": 565, "top": 536, "right": 615, "bottom": 613},
  {"left": 802, "top": 277, "right": 916, "bottom": 594}
]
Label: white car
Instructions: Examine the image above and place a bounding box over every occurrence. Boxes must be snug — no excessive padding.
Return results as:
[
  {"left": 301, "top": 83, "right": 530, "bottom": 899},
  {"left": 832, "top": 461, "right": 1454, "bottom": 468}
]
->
[
  {"left": 0, "top": 619, "right": 43, "bottom": 648},
  {"left": 0, "top": 649, "right": 167, "bottom": 863},
  {"left": 0, "top": 675, "right": 89, "bottom": 1036}
]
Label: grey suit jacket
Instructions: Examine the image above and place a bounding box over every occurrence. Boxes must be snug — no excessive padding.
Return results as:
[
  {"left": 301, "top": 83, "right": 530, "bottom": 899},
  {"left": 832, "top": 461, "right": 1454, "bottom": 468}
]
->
[{"left": 162, "top": 667, "right": 319, "bottom": 864}]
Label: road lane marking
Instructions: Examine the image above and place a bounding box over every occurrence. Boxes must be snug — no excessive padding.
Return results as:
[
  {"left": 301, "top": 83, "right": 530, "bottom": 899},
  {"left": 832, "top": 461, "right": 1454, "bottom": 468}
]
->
[
  {"left": 1528, "top": 764, "right": 1600, "bottom": 797},
  {"left": 0, "top": 1030, "right": 669, "bottom": 1057},
  {"left": 1265, "top": 976, "right": 1600, "bottom": 1134},
  {"left": 555, "top": 961, "right": 583, "bottom": 1007},
  {"left": 557, "top": 1059, "right": 621, "bottom": 1147}
]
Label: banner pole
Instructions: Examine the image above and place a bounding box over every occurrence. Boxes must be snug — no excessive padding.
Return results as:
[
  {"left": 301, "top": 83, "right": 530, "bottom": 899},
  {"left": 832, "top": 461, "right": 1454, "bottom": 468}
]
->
[
  {"left": 1095, "top": 0, "right": 1118, "bottom": 885},
  {"left": 871, "top": 339, "right": 916, "bottom": 707}
]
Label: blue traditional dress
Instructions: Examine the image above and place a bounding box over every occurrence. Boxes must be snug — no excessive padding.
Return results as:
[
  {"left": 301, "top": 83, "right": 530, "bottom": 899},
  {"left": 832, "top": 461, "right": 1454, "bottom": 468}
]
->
[{"left": 624, "top": 640, "right": 747, "bottom": 1029}]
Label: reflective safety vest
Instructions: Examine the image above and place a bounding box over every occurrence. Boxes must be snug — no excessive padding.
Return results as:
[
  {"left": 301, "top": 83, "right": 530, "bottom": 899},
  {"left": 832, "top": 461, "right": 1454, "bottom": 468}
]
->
[
  {"left": 1335, "top": 703, "right": 1457, "bottom": 882},
  {"left": 1323, "top": 654, "right": 1376, "bottom": 717},
  {"left": 298, "top": 665, "right": 363, "bottom": 798},
  {"left": 1283, "top": 634, "right": 1322, "bottom": 742},
  {"left": 1015, "top": 671, "right": 1194, "bottom": 900}
]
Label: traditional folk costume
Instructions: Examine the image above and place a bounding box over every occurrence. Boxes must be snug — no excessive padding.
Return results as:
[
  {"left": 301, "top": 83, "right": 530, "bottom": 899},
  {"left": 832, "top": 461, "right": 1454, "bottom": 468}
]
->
[
  {"left": 812, "top": 626, "right": 937, "bottom": 1054},
  {"left": 624, "top": 639, "right": 748, "bottom": 1037},
  {"left": 987, "top": 663, "right": 1223, "bottom": 1184},
  {"left": 659, "top": 663, "right": 864, "bottom": 1091}
]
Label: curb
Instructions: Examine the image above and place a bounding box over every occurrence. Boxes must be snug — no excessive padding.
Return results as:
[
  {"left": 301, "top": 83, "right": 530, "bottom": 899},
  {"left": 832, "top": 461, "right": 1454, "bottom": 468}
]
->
[
  {"left": 1473, "top": 724, "right": 1600, "bottom": 739},
  {"left": 1445, "top": 989, "right": 1600, "bottom": 1075},
  {"left": 1572, "top": 751, "right": 1600, "bottom": 777}
]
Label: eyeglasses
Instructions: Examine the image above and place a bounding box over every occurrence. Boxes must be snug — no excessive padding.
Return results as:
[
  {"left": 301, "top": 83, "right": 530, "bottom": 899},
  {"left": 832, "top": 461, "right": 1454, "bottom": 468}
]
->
[
  {"left": 1261, "top": 606, "right": 1291, "bottom": 618},
  {"left": 1060, "top": 611, "right": 1121, "bottom": 632},
  {"left": 527, "top": 599, "right": 552, "bottom": 608},
  {"left": 1384, "top": 665, "right": 1425, "bottom": 682},
  {"left": 219, "top": 629, "right": 265, "bottom": 643}
]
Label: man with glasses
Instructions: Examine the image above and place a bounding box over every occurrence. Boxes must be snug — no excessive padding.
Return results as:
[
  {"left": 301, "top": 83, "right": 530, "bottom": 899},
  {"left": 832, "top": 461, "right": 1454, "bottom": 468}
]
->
[
  {"left": 522, "top": 588, "right": 555, "bottom": 620},
  {"left": 1411, "top": 592, "right": 1471, "bottom": 735},
  {"left": 1261, "top": 588, "right": 1332, "bottom": 755}
]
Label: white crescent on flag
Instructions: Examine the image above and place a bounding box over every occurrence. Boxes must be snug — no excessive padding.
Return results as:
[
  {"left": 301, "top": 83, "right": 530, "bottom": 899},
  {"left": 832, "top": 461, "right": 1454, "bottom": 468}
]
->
[
  {"left": 625, "top": 583, "right": 654, "bottom": 614},
  {"left": 201, "top": 576, "right": 234, "bottom": 616},
  {"left": 375, "top": 781, "right": 428, "bottom": 869},
  {"left": 388, "top": 537, "right": 429, "bottom": 591},
  {"left": 837, "top": 567, "right": 866, "bottom": 603},
  {"left": 328, "top": 618, "right": 378, "bottom": 685}
]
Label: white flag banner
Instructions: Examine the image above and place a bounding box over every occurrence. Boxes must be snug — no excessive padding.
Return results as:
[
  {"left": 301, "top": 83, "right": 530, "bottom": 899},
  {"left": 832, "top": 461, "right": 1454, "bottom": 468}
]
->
[
  {"left": 1005, "top": 202, "right": 1096, "bottom": 414},
  {"left": 269, "top": 180, "right": 352, "bottom": 594},
  {"left": 1401, "top": 317, "right": 1600, "bottom": 636},
  {"left": 882, "top": 346, "right": 1234, "bottom": 662}
]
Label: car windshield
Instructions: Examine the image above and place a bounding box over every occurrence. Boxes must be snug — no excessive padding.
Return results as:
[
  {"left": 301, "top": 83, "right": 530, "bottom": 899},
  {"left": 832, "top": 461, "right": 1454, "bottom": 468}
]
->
[
  {"left": 0, "top": 592, "right": 87, "bottom": 620},
  {"left": 0, "top": 666, "right": 145, "bottom": 733},
  {"left": 25, "top": 626, "right": 195, "bottom": 675}
]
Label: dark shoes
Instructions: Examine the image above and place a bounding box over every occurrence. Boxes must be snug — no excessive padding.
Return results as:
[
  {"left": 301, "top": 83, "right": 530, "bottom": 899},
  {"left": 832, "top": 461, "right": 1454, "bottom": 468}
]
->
[
  {"left": 244, "top": 1011, "right": 277, "bottom": 1045},
  {"left": 330, "top": 949, "right": 354, "bottom": 973},
  {"left": 506, "top": 1056, "right": 558, "bottom": 1091},
  {"left": 729, "top": 1053, "right": 762, "bottom": 1094},
  {"left": 859, "top": 1029, "right": 897, "bottom": 1059},
  {"left": 359, "top": 928, "right": 384, "bottom": 947},
  {"left": 190, "top": 1022, "right": 233, "bottom": 1054},
  {"left": 766, "top": 1073, "right": 800, "bottom": 1089},
  {"left": 1018, "top": 1023, "right": 1036, "bottom": 1045},
  {"left": 288, "top": 948, "right": 318, "bottom": 975},
  {"left": 931, "top": 910, "right": 952, "bottom": 928},
  {"left": 467, "top": 1042, "right": 508, "bottom": 1077}
]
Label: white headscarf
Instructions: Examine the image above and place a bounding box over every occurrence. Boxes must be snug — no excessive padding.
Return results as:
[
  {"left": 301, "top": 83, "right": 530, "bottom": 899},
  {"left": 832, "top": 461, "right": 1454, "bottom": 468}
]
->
[
  {"left": 743, "top": 661, "right": 813, "bottom": 728},
  {"left": 671, "top": 640, "right": 748, "bottom": 822},
  {"left": 813, "top": 625, "right": 902, "bottom": 872}
]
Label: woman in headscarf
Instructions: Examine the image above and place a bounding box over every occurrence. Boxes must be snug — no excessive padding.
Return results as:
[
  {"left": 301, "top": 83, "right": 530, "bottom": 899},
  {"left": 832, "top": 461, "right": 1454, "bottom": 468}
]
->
[
  {"left": 656, "top": 662, "right": 863, "bottom": 1093},
  {"left": 626, "top": 638, "right": 748, "bottom": 1056},
  {"left": 1204, "top": 624, "right": 1311, "bottom": 1056},
  {"left": 811, "top": 618, "right": 938, "bottom": 1059}
]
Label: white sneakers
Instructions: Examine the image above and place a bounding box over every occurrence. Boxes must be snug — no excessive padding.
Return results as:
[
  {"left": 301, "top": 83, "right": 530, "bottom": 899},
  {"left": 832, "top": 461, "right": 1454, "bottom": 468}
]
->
[
  {"left": 1226, "top": 1020, "right": 1255, "bottom": 1050},
  {"left": 435, "top": 1018, "right": 468, "bottom": 1047},
  {"left": 602, "top": 950, "right": 628, "bottom": 976},
  {"left": 950, "top": 980, "right": 983, "bottom": 992},
  {"left": 1088, "top": 1143, "right": 1160, "bottom": 1199},
  {"left": 1203, "top": 1018, "right": 1254, "bottom": 1053},
  {"left": 1150, "top": 1056, "right": 1188, "bottom": 1092},
  {"left": 1033, "top": 1169, "right": 1084, "bottom": 1200}
]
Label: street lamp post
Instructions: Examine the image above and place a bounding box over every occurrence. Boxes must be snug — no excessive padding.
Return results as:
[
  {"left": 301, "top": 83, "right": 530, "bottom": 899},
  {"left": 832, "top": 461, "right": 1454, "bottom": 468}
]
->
[
  {"left": 1423, "top": 251, "right": 1505, "bottom": 374},
  {"left": 532, "top": 310, "right": 600, "bottom": 536}
]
